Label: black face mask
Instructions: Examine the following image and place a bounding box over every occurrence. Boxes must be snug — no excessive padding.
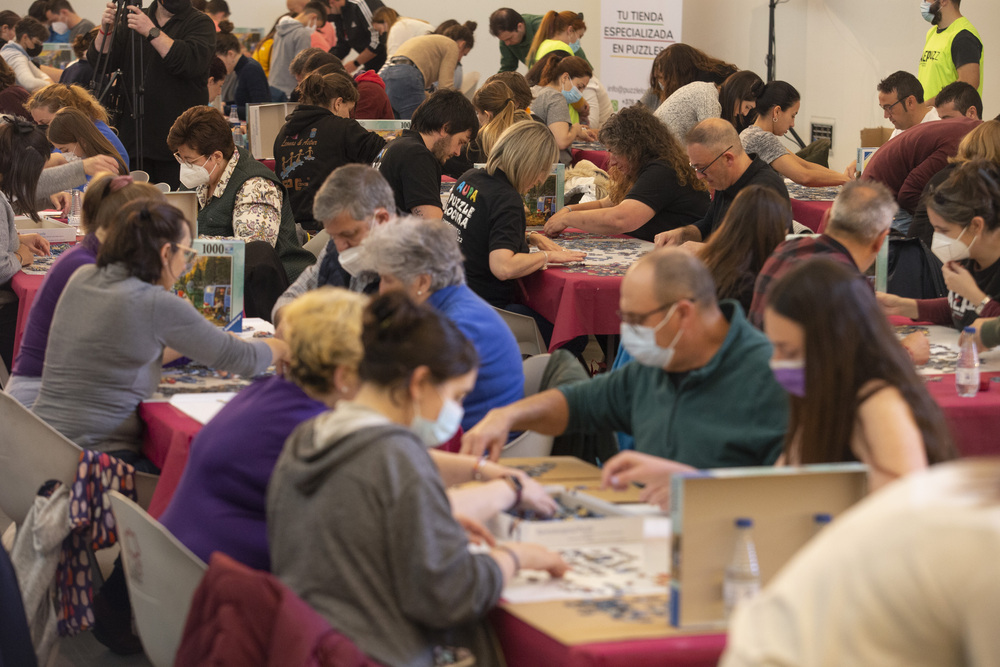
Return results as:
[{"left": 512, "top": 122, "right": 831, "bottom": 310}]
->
[
  {"left": 25, "top": 42, "right": 42, "bottom": 57},
  {"left": 159, "top": 0, "right": 190, "bottom": 14}
]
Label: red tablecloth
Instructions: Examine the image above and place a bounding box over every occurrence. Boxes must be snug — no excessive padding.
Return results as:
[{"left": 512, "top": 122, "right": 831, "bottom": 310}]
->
[
  {"left": 519, "top": 267, "right": 622, "bottom": 352},
  {"left": 260, "top": 158, "right": 276, "bottom": 172},
  {"left": 790, "top": 198, "right": 832, "bottom": 233},
  {"left": 924, "top": 372, "right": 1000, "bottom": 457},
  {"left": 139, "top": 402, "right": 203, "bottom": 518},
  {"left": 11, "top": 272, "right": 43, "bottom": 359},
  {"left": 491, "top": 608, "right": 726, "bottom": 666},
  {"left": 571, "top": 149, "right": 610, "bottom": 172}
]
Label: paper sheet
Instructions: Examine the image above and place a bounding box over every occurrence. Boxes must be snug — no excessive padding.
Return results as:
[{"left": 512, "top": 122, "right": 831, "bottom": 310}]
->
[{"left": 168, "top": 392, "right": 237, "bottom": 425}]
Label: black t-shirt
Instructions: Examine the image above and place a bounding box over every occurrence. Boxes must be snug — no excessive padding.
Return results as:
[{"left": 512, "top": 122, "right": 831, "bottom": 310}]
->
[
  {"left": 947, "top": 29, "right": 983, "bottom": 69},
  {"left": 694, "top": 155, "right": 789, "bottom": 241},
  {"left": 950, "top": 256, "right": 1000, "bottom": 330},
  {"left": 373, "top": 130, "right": 442, "bottom": 214},
  {"left": 444, "top": 168, "right": 528, "bottom": 307},
  {"left": 625, "top": 160, "right": 711, "bottom": 242}
]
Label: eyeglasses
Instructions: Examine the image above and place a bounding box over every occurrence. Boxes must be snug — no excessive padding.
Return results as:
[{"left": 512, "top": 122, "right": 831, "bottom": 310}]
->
[
  {"left": 617, "top": 303, "right": 671, "bottom": 326},
  {"left": 690, "top": 145, "right": 732, "bottom": 176},
  {"left": 880, "top": 98, "right": 904, "bottom": 113},
  {"left": 173, "top": 151, "right": 206, "bottom": 166},
  {"left": 173, "top": 243, "right": 199, "bottom": 265}
]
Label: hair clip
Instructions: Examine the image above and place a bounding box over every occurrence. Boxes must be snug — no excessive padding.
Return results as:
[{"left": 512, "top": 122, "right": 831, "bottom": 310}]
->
[
  {"left": 1, "top": 114, "right": 37, "bottom": 134},
  {"left": 109, "top": 175, "right": 134, "bottom": 193}
]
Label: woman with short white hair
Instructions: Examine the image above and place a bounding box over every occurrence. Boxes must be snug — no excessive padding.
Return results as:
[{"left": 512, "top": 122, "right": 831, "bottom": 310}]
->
[{"left": 358, "top": 216, "right": 525, "bottom": 433}]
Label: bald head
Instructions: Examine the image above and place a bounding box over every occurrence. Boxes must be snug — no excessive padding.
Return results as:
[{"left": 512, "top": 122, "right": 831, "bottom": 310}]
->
[
  {"left": 686, "top": 118, "right": 745, "bottom": 156},
  {"left": 630, "top": 249, "right": 718, "bottom": 308}
]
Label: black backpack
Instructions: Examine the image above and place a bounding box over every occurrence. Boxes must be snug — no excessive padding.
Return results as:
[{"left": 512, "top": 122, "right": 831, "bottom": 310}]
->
[{"left": 887, "top": 237, "right": 946, "bottom": 299}]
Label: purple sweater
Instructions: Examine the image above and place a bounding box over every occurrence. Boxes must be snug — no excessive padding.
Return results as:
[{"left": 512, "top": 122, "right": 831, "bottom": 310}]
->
[
  {"left": 159, "top": 375, "right": 327, "bottom": 571},
  {"left": 13, "top": 234, "right": 101, "bottom": 378}
]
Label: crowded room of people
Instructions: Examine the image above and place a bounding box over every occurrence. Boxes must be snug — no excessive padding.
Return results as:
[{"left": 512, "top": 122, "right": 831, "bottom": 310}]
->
[{"left": 1, "top": 0, "right": 999, "bottom": 665}]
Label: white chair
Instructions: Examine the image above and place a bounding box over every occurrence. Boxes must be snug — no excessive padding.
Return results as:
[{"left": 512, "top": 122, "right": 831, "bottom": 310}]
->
[
  {"left": 501, "top": 354, "right": 554, "bottom": 458},
  {"left": 108, "top": 491, "right": 207, "bottom": 667},
  {"left": 153, "top": 182, "right": 171, "bottom": 193},
  {"left": 303, "top": 229, "right": 331, "bottom": 259},
  {"left": 0, "top": 362, "right": 8, "bottom": 390},
  {"left": 129, "top": 170, "right": 150, "bottom": 183},
  {"left": 0, "top": 392, "right": 158, "bottom": 525},
  {"left": 493, "top": 307, "right": 546, "bottom": 357}
]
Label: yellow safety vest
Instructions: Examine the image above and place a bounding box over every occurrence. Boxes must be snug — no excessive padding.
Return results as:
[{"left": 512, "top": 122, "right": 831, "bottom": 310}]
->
[
  {"left": 918, "top": 16, "right": 983, "bottom": 100},
  {"left": 533, "top": 40, "right": 581, "bottom": 124}
]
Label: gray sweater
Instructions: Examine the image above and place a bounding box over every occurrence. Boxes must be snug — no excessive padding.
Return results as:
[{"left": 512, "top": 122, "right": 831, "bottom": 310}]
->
[
  {"left": 267, "top": 402, "right": 504, "bottom": 667},
  {"left": 32, "top": 263, "right": 271, "bottom": 453}
]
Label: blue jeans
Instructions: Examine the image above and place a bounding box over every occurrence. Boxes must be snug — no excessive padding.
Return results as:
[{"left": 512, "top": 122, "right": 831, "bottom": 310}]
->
[{"left": 380, "top": 62, "right": 425, "bottom": 120}]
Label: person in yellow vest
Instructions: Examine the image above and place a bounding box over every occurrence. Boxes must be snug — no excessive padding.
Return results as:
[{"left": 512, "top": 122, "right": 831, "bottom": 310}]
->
[{"left": 917, "top": 0, "right": 983, "bottom": 104}]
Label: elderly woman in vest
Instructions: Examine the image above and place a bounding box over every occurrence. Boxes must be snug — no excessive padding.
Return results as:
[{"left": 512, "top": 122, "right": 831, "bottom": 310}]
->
[{"left": 167, "top": 106, "right": 314, "bottom": 319}]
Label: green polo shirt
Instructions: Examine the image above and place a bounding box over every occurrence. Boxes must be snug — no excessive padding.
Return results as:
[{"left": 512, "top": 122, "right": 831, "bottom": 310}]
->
[
  {"left": 497, "top": 13, "right": 590, "bottom": 72},
  {"left": 559, "top": 301, "right": 788, "bottom": 468}
]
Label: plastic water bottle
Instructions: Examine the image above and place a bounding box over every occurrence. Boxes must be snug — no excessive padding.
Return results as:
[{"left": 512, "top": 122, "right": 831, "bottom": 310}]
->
[
  {"left": 67, "top": 189, "right": 82, "bottom": 229},
  {"left": 229, "top": 105, "right": 244, "bottom": 149},
  {"left": 956, "top": 326, "right": 980, "bottom": 397},
  {"left": 723, "top": 517, "right": 761, "bottom": 617}
]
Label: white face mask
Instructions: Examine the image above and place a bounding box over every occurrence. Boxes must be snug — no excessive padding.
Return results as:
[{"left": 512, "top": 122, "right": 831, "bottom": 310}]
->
[
  {"left": 411, "top": 394, "right": 464, "bottom": 447},
  {"left": 931, "top": 227, "right": 975, "bottom": 264},
  {"left": 178, "top": 157, "right": 216, "bottom": 189},
  {"left": 63, "top": 150, "right": 80, "bottom": 163},
  {"left": 620, "top": 303, "right": 683, "bottom": 369},
  {"left": 336, "top": 215, "right": 379, "bottom": 276},
  {"left": 51, "top": 21, "right": 68, "bottom": 34}
]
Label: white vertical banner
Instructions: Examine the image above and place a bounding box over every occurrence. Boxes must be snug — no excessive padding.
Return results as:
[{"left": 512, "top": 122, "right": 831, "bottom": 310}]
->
[{"left": 601, "top": 2, "right": 683, "bottom": 112}]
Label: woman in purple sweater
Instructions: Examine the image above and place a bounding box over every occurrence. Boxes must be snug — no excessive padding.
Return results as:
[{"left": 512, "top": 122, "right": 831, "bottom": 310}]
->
[{"left": 6, "top": 173, "right": 164, "bottom": 407}]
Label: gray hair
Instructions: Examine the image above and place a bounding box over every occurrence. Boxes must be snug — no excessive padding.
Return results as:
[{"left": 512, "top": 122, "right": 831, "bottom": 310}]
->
[
  {"left": 312, "top": 165, "right": 396, "bottom": 225},
  {"left": 360, "top": 216, "right": 465, "bottom": 291},
  {"left": 636, "top": 248, "right": 717, "bottom": 308},
  {"left": 685, "top": 118, "right": 745, "bottom": 156},
  {"left": 826, "top": 180, "right": 896, "bottom": 243}
]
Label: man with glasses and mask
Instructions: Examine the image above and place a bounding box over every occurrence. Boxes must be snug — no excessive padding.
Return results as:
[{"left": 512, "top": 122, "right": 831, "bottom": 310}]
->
[
  {"left": 0, "top": 17, "right": 55, "bottom": 92},
  {"left": 462, "top": 248, "right": 788, "bottom": 468},
  {"left": 90, "top": 0, "right": 216, "bottom": 189},
  {"left": 877, "top": 71, "right": 940, "bottom": 140},
  {"left": 655, "top": 118, "right": 788, "bottom": 248},
  {"left": 272, "top": 165, "right": 396, "bottom": 324}
]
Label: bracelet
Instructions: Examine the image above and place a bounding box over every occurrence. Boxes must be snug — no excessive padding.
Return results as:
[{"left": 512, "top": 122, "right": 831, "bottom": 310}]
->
[
  {"left": 541, "top": 251, "right": 549, "bottom": 269},
  {"left": 504, "top": 474, "right": 523, "bottom": 510},
  {"left": 496, "top": 545, "right": 520, "bottom": 575},
  {"left": 472, "top": 456, "right": 488, "bottom": 482}
]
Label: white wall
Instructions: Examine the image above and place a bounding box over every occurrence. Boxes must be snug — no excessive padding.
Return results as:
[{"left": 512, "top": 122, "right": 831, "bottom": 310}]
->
[{"left": 18, "top": 0, "right": 996, "bottom": 164}]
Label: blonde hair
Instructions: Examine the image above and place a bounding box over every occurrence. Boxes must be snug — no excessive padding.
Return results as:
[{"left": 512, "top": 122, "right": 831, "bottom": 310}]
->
[
  {"left": 27, "top": 83, "right": 110, "bottom": 124},
  {"left": 480, "top": 109, "right": 530, "bottom": 158},
  {"left": 952, "top": 119, "right": 1000, "bottom": 164},
  {"left": 473, "top": 80, "right": 527, "bottom": 157},
  {"left": 281, "top": 287, "right": 368, "bottom": 395},
  {"left": 486, "top": 121, "right": 558, "bottom": 193},
  {"left": 81, "top": 172, "right": 165, "bottom": 235}
]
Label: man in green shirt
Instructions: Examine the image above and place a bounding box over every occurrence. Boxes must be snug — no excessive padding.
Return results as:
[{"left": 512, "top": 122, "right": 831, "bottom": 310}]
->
[
  {"left": 462, "top": 249, "right": 788, "bottom": 469},
  {"left": 917, "top": 0, "right": 983, "bottom": 103},
  {"left": 488, "top": 8, "right": 589, "bottom": 72}
]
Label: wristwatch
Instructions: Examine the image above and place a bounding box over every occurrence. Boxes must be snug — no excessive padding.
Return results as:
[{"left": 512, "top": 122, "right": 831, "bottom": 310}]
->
[
  {"left": 975, "top": 296, "right": 992, "bottom": 315},
  {"left": 147, "top": 27, "right": 161, "bottom": 42},
  {"left": 504, "top": 474, "right": 523, "bottom": 510}
]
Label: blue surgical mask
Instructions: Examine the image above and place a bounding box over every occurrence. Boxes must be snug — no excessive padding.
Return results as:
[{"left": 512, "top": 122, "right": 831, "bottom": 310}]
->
[
  {"left": 770, "top": 359, "right": 806, "bottom": 397},
  {"left": 569, "top": 40, "right": 581, "bottom": 54},
  {"left": 620, "top": 304, "right": 682, "bottom": 369},
  {"left": 920, "top": 1, "right": 938, "bottom": 23},
  {"left": 562, "top": 85, "right": 582, "bottom": 104},
  {"left": 411, "top": 395, "right": 464, "bottom": 447}
]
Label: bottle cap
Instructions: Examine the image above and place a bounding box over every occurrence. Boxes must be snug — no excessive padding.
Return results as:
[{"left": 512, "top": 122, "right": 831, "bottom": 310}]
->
[
  {"left": 813, "top": 513, "right": 832, "bottom": 524},
  {"left": 735, "top": 517, "right": 753, "bottom": 528},
  {"left": 964, "top": 326, "right": 976, "bottom": 334}
]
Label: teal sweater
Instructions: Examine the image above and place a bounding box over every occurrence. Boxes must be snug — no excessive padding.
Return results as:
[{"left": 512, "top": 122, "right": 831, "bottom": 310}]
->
[{"left": 560, "top": 301, "right": 788, "bottom": 468}]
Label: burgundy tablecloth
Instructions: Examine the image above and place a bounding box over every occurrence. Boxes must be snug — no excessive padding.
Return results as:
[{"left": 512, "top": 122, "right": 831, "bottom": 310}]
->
[
  {"left": 571, "top": 149, "right": 610, "bottom": 172},
  {"left": 11, "top": 272, "right": 43, "bottom": 359},
  {"left": 139, "top": 401, "right": 203, "bottom": 518},
  {"left": 520, "top": 267, "right": 622, "bottom": 352},
  {"left": 790, "top": 198, "right": 832, "bottom": 233},
  {"left": 491, "top": 608, "right": 726, "bottom": 667},
  {"left": 924, "top": 372, "right": 1000, "bottom": 457},
  {"left": 260, "top": 158, "right": 276, "bottom": 172}
]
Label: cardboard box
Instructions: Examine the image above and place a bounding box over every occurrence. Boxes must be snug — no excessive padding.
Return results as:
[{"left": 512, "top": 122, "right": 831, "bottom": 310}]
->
[
  {"left": 248, "top": 103, "right": 298, "bottom": 160},
  {"left": 172, "top": 239, "right": 245, "bottom": 332},
  {"left": 14, "top": 215, "right": 77, "bottom": 243},
  {"left": 859, "top": 127, "right": 894, "bottom": 147},
  {"left": 669, "top": 463, "right": 868, "bottom": 628},
  {"left": 857, "top": 147, "right": 880, "bottom": 175},
  {"left": 164, "top": 191, "right": 199, "bottom": 237},
  {"left": 486, "top": 489, "right": 645, "bottom": 548}
]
